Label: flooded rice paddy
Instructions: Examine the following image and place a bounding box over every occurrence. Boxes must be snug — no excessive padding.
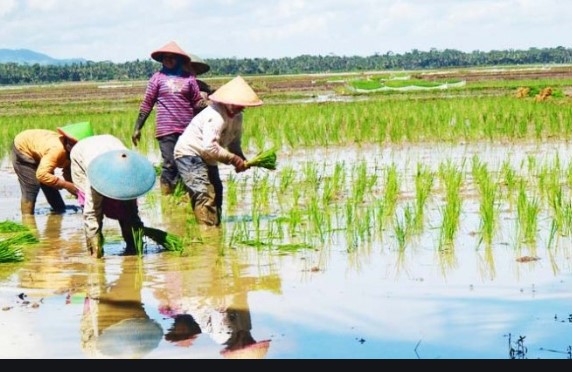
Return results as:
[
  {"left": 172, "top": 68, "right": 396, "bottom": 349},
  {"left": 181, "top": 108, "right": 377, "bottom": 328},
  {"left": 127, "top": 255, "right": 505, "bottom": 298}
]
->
[{"left": 0, "top": 142, "right": 571, "bottom": 359}]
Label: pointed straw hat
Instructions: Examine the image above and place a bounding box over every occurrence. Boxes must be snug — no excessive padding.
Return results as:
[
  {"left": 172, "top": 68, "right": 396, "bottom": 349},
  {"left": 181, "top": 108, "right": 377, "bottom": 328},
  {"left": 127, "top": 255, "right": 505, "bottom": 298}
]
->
[
  {"left": 188, "top": 53, "right": 210, "bottom": 75},
  {"left": 151, "top": 41, "right": 190, "bottom": 63},
  {"left": 209, "top": 76, "right": 263, "bottom": 107}
]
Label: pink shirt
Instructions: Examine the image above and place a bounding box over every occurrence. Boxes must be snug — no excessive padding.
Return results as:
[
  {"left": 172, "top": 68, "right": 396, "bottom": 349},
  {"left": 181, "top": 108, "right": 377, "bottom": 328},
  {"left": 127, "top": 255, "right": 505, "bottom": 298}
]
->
[{"left": 139, "top": 71, "right": 203, "bottom": 138}]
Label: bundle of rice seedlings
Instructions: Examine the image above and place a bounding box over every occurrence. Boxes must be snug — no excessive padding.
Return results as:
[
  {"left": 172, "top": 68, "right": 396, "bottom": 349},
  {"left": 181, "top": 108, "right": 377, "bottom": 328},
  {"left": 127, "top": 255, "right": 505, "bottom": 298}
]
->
[
  {"left": 245, "top": 148, "right": 278, "bottom": 170},
  {"left": 0, "top": 231, "right": 38, "bottom": 263},
  {"left": 0, "top": 220, "right": 30, "bottom": 233},
  {"left": 143, "top": 227, "right": 184, "bottom": 252}
]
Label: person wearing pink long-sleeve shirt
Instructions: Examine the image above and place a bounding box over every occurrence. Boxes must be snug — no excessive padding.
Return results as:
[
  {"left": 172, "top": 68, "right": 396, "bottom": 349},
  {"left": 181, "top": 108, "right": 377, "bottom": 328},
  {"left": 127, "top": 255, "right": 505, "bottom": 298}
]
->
[{"left": 132, "top": 41, "right": 202, "bottom": 195}]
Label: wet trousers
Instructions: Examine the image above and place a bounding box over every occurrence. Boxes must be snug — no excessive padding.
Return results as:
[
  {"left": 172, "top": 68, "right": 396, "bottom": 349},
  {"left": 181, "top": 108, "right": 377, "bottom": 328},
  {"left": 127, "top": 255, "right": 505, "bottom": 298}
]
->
[
  {"left": 158, "top": 134, "right": 181, "bottom": 194},
  {"left": 175, "top": 155, "right": 223, "bottom": 226},
  {"left": 11, "top": 144, "right": 66, "bottom": 214}
]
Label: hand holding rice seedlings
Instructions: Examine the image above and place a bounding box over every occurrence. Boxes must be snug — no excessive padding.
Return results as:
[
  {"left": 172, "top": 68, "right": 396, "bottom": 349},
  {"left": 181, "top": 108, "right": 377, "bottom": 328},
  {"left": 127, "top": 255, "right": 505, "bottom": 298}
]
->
[{"left": 245, "top": 148, "right": 278, "bottom": 170}]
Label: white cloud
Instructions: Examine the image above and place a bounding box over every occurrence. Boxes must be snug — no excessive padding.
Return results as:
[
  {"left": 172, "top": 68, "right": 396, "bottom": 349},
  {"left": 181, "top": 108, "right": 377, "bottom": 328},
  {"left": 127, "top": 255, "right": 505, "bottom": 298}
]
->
[
  {"left": 0, "top": 0, "right": 17, "bottom": 17},
  {"left": 0, "top": 0, "right": 570, "bottom": 62}
]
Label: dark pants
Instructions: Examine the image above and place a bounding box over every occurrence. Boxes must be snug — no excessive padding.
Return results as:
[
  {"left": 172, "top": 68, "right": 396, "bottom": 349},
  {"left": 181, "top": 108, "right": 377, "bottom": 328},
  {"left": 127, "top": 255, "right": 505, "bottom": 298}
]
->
[
  {"left": 175, "top": 155, "right": 223, "bottom": 226},
  {"left": 102, "top": 198, "right": 144, "bottom": 252},
  {"left": 11, "top": 144, "right": 66, "bottom": 213},
  {"left": 158, "top": 134, "right": 181, "bottom": 190}
]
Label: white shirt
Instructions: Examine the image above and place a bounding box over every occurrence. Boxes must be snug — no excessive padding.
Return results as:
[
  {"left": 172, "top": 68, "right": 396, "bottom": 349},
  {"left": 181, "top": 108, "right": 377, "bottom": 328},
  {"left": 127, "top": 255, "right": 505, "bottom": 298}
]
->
[{"left": 174, "top": 103, "right": 244, "bottom": 166}]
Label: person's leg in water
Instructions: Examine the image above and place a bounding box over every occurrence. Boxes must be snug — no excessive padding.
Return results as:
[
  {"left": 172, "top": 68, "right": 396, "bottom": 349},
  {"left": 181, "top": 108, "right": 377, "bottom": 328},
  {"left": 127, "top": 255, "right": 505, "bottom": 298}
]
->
[
  {"left": 176, "top": 155, "right": 220, "bottom": 226},
  {"left": 115, "top": 199, "right": 144, "bottom": 255},
  {"left": 11, "top": 144, "right": 41, "bottom": 215},
  {"left": 40, "top": 183, "right": 66, "bottom": 213},
  {"left": 158, "top": 134, "right": 181, "bottom": 195}
]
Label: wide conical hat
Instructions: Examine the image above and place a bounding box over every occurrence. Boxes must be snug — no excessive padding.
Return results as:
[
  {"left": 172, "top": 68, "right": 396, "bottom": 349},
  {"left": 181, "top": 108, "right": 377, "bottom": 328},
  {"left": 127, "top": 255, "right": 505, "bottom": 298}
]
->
[
  {"left": 209, "top": 76, "right": 263, "bottom": 107},
  {"left": 188, "top": 53, "right": 210, "bottom": 75},
  {"left": 151, "top": 41, "right": 190, "bottom": 63},
  {"left": 87, "top": 149, "right": 156, "bottom": 200},
  {"left": 57, "top": 122, "right": 94, "bottom": 143}
]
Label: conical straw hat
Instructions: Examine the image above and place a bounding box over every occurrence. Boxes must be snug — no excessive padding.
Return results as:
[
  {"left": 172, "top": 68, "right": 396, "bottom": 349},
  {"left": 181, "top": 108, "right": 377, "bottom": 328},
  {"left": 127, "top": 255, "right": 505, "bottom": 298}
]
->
[
  {"left": 188, "top": 53, "right": 210, "bottom": 75},
  {"left": 209, "top": 76, "right": 263, "bottom": 107},
  {"left": 87, "top": 149, "right": 156, "bottom": 200},
  {"left": 57, "top": 122, "right": 94, "bottom": 143},
  {"left": 151, "top": 41, "right": 190, "bottom": 63}
]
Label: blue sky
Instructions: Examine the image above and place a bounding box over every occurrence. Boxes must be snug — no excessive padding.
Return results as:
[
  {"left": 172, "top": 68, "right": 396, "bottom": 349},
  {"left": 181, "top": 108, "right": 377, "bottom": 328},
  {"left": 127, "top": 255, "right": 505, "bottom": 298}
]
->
[{"left": 1, "top": 0, "right": 570, "bottom": 63}]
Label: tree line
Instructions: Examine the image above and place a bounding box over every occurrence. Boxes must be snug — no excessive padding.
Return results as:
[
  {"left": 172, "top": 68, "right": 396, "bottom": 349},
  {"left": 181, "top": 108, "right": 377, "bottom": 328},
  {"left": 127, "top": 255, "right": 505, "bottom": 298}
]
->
[{"left": 1, "top": 46, "right": 571, "bottom": 85}]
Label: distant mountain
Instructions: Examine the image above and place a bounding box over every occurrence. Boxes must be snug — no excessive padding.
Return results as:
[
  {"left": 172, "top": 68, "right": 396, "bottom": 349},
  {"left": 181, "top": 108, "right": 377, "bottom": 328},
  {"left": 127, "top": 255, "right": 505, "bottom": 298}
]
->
[{"left": 0, "top": 48, "right": 87, "bottom": 66}]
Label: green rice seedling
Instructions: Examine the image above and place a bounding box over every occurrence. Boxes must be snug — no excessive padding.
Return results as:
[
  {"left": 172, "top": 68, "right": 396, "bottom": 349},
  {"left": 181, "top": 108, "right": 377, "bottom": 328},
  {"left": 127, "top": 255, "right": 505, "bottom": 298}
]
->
[
  {"left": 516, "top": 180, "right": 540, "bottom": 244},
  {"left": 132, "top": 228, "right": 145, "bottom": 256},
  {"left": 438, "top": 162, "right": 464, "bottom": 250},
  {"left": 0, "top": 231, "right": 39, "bottom": 263},
  {"left": 383, "top": 164, "right": 400, "bottom": 221},
  {"left": 278, "top": 165, "right": 295, "bottom": 194},
  {"left": 394, "top": 204, "right": 414, "bottom": 253},
  {"left": 0, "top": 244, "right": 23, "bottom": 263},
  {"left": 0, "top": 220, "right": 30, "bottom": 233},
  {"left": 414, "top": 164, "right": 434, "bottom": 233},
  {"left": 226, "top": 174, "right": 238, "bottom": 212},
  {"left": 245, "top": 147, "right": 278, "bottom": 170},
  {"left": 501, "top": 160, "right": 517, "bottom": 208}
]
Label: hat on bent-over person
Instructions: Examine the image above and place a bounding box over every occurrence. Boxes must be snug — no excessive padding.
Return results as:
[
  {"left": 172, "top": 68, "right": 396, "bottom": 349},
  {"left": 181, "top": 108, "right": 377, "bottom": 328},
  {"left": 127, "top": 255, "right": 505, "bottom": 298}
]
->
[
  {"left": 209, "top": 76, "right": 263, "bottom": 107},
  {"left": 57, "top": 121, "right": 94, "bottom": 143},
  {"left": 151, "top": 41, "right": 191, "bottom": 64},
  {"left": 87, "top": 149, "right": 156, "bottom": 200}
]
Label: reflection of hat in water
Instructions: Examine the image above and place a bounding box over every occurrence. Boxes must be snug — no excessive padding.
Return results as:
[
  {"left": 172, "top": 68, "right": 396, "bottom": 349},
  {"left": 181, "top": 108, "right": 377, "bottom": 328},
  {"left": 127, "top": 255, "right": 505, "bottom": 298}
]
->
[
  {"left": 209, "top": 76, "right": 263, "bottom": 107},
  {"left": 57, "top": 122, "right": 94, "bottom": 143},
  {"left": 95, "top": 318, "right": 163, "bottom": 359},
  {"left": 87, "top": 149, "right": 156, "bottom": 200},
  {"left": 188, "top": 53, "right": 210, "bottom": 75},
  {"left": 151, "top": 41, "right": 190, "bottom": 63},
  {"left": 221, "top": 339, "right": 271, "bottom": 359}
]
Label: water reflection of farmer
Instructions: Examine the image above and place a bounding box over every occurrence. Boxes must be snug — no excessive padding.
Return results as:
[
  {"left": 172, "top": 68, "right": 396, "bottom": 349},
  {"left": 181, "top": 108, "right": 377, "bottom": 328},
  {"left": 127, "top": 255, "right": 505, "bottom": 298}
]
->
[
  {"left": 157, "top": 244, "right": 279, "bottom": 359},
  {"left": 70, "top": 134, "right": 158, "bottom": 258},
  {"left": 80, "top": 259, "right": 163, "bottom": 359}
]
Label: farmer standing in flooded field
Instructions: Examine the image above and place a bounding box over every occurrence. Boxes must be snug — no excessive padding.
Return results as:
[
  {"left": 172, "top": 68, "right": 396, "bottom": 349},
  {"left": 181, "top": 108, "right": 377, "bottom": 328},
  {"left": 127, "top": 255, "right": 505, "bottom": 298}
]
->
[
  {"left": 132, "top": 40, "right": 203, "bottom": 196},
  {"left": 70, "top": 134, "right": 158, "bottom": 258},
  {"left": 173, "top": 76, "right": 263, "bottom": 226},
  {"left": 11, "top": 122, "right": 94, "bottom": 215}
]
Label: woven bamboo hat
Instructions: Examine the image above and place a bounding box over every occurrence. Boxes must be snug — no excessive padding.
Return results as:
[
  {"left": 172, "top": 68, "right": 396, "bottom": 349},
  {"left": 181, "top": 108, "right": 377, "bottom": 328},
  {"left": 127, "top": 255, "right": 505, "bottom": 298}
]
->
[
  {"left": 188, "top": 53, "right": 210, "bottom": 75},
  {"left": 209, "top": 76, "right": 263, "bottom": 107},
  {"left": 87, "top": 149, "right": 156, "bottom": 200},
  {"left": 57, "top": 122, "right": 94, "bottom": 143},
  {"left": 151, "top": 41, "right": 190, "bottom": 63}
]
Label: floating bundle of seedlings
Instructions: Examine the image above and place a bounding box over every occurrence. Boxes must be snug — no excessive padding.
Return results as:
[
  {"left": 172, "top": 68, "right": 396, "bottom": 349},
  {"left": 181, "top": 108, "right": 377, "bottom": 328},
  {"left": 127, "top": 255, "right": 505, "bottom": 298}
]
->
[
  {"left": 246, "top": 148, "right": 278, "bottom": 170},
  {"left": 0, "top": 221, "right": 39, "bottom": 263}
]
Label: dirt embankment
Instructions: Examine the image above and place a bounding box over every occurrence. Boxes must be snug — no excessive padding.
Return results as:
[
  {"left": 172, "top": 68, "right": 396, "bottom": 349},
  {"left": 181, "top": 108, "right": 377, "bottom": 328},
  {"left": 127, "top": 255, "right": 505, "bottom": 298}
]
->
[{"left": 416, "top": 66, "right": 572, "bottom": 82}]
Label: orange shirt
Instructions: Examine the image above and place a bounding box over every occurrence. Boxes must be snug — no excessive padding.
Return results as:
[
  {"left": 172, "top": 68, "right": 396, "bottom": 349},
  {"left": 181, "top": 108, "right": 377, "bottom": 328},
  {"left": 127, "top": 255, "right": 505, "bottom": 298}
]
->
[{"left": 13, "top": 129, "right": 71, "bottom": 187}]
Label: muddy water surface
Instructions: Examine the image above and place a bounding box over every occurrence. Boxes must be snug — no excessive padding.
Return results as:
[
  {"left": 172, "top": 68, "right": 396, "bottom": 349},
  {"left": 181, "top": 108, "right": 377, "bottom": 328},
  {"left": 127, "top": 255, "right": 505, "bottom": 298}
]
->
[{"left": 0, "top": 143, "right": 571, "bottom": 359}]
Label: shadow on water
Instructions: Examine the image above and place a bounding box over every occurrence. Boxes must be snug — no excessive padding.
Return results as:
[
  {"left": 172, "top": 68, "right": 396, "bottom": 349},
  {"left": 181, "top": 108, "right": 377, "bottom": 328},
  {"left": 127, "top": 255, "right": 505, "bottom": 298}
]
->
[{"left": 1, "top": 143, "right": 572, "bottom": 359}]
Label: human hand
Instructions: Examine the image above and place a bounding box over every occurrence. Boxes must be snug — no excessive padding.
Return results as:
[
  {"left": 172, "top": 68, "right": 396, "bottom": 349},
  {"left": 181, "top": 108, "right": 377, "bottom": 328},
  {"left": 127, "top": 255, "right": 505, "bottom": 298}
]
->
[
  {"left": 230, "top": 155, "right": 247, "bottom": 173},
  {"left": 55, "top": 178, "right": 77, "bottom": 196},
  {"left": 132, "top": 129, "right": 141, "bottom": 147}
]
